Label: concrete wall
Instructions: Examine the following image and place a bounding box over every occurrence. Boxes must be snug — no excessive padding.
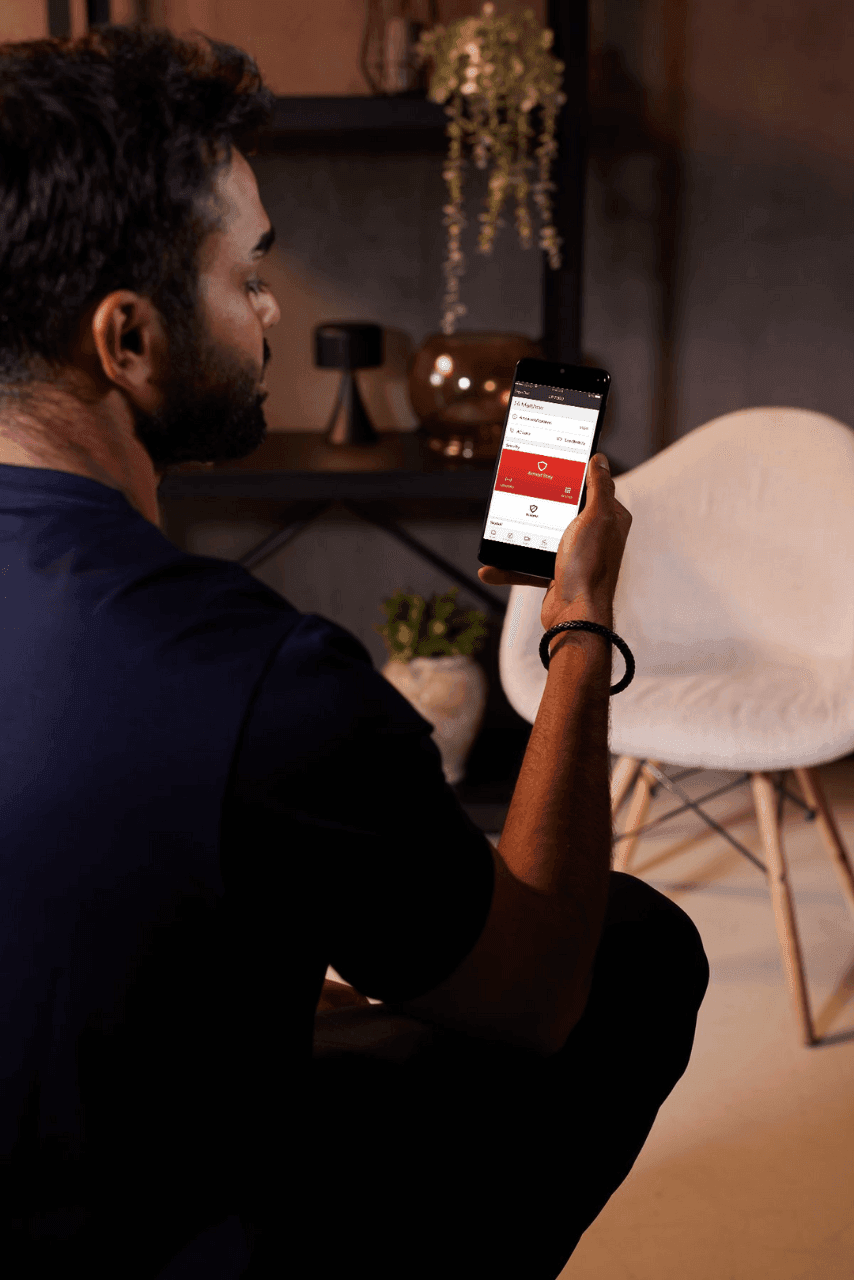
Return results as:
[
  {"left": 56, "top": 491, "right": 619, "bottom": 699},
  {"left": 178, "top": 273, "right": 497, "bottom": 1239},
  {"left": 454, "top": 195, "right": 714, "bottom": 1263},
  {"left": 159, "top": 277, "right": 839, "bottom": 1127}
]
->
[
  {"left": 0, "top": 1, "right": 48, "bottom": 39},
  {"left": 149, "top": 1, "right": 547, "bottom": 95},
  {"left": 587, "top": 0, "right": 854, "bottom": 469}
]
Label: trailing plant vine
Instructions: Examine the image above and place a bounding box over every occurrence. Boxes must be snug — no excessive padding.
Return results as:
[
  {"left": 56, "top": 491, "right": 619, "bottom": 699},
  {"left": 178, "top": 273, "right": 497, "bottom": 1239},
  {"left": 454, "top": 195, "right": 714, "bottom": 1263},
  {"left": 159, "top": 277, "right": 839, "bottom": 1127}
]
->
[{"left": 416, "top": 2, "right": 566, "bottom": 335}]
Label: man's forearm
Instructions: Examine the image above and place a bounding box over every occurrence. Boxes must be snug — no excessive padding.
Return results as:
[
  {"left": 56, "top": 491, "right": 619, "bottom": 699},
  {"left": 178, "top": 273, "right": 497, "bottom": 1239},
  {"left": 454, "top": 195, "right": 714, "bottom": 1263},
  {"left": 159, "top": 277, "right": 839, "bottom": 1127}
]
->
[{"left": 497, "top": 628, "right": 614, "bottom": 1026}]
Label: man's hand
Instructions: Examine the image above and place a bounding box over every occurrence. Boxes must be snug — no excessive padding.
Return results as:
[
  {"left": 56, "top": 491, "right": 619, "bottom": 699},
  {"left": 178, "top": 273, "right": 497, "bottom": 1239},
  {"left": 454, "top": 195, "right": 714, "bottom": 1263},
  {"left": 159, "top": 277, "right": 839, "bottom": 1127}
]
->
[
  {"left": 317, "top": 979, "right": 373, "bottom": 1012},
  {"left": 478, "top": 453, "right": 631, "bottom": 635}
]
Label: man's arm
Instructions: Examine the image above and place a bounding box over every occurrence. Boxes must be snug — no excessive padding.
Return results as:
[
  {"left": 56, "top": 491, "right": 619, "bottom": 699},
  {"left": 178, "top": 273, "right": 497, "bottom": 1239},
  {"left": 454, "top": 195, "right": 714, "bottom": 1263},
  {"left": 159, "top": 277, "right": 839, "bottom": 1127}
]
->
[
  {"left": 384, "top": 622, "right": 613, "bottom": 1056},
  {"left": 337, "top": 455, "right": 627, "bottom": 1055}
]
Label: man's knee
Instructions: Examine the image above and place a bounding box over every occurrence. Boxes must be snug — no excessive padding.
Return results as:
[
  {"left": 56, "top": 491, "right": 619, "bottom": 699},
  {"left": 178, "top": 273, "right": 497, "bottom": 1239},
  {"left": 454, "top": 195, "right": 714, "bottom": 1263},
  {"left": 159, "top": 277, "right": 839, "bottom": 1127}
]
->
[{"left": 601, "top": 871, "right": 710, "bottom": 1007}]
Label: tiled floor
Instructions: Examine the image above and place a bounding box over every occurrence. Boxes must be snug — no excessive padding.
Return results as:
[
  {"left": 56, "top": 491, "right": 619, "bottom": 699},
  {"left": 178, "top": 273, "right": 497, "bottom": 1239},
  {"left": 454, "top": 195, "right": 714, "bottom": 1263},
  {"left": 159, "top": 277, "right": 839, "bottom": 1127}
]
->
[{"left": 326, "top": 755, "right": 854, "bottom": 1278}]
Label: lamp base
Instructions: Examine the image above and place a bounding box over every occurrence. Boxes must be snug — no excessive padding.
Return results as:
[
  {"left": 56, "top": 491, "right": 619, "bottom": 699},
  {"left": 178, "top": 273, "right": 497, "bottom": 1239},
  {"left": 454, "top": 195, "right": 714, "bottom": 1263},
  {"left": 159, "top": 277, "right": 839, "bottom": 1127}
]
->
[{"left": 325, "top": 369, "right": 380, "bottom": 446}]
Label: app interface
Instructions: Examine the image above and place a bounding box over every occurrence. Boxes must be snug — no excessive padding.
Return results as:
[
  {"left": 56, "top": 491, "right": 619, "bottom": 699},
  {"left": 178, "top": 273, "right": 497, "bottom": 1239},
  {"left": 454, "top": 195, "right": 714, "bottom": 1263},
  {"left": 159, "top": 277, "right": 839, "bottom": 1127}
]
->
[{"left": 484, "top": 380, "right": 603, "bottom": 553}]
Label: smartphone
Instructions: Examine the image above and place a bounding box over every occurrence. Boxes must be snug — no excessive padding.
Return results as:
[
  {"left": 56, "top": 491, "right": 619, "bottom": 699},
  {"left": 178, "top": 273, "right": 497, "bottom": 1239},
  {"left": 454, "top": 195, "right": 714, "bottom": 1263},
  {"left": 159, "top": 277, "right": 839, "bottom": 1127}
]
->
[{"left": 477, "top": 359, "right": 611, "bottom": 581}]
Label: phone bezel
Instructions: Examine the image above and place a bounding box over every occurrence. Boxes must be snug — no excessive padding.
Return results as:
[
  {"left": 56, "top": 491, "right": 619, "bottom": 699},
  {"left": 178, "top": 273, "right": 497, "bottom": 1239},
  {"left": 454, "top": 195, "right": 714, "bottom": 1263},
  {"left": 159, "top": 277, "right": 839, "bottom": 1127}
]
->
[{"left": 477, "top": 359, "right": 611, "bottom": 581}]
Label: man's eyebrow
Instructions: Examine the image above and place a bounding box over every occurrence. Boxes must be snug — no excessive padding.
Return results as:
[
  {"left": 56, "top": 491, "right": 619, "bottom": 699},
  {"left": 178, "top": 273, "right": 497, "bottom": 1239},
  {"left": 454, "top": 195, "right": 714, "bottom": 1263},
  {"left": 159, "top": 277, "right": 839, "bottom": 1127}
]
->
[{"left": 251, "top": 225, "right": 276, "bottom": 258}]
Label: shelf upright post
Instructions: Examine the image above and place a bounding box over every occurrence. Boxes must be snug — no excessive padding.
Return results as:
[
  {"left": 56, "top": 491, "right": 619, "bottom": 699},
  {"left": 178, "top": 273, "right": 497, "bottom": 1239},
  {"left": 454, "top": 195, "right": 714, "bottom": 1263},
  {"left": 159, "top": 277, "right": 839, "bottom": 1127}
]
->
[{"left": 541, "top": 0, "right": 589, "bottom": 364}]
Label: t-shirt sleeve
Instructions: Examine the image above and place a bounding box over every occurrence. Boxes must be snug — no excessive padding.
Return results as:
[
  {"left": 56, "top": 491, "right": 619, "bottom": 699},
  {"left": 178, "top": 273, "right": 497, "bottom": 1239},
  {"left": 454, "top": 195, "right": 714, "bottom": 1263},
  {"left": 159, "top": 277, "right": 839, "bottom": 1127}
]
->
[{"left": 222, "top": 613, "right": 496, "bottom": 1004}]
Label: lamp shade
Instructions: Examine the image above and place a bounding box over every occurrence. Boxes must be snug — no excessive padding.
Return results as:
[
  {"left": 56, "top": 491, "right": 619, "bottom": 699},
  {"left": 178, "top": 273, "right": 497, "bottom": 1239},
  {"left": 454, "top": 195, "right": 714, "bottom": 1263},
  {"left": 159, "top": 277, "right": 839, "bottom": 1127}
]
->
[{"left": 314, "top": 322, "right": 383, "bottom": 370}]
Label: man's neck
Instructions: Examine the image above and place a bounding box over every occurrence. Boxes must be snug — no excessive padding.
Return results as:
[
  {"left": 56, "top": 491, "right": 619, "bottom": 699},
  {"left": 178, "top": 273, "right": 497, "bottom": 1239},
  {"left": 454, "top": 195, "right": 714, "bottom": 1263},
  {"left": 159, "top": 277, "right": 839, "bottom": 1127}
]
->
[{"left": 0, "top": 389, "right": 161, "bottom": 526}]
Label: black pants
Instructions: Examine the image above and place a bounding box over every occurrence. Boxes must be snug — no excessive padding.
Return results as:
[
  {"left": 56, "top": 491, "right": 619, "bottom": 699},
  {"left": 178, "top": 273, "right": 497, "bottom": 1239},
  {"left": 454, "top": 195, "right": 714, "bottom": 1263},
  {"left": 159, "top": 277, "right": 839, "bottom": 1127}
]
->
[{"left": 300, "top": 871, "right": 710, "bottom": 1280}]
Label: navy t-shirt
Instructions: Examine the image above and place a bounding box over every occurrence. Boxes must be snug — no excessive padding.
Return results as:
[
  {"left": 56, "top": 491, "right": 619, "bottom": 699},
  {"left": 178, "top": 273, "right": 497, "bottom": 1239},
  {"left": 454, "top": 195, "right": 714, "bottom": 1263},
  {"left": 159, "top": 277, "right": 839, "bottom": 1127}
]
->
[{"left": 0, "top": 464, "right": 495, "bottom": 1275}]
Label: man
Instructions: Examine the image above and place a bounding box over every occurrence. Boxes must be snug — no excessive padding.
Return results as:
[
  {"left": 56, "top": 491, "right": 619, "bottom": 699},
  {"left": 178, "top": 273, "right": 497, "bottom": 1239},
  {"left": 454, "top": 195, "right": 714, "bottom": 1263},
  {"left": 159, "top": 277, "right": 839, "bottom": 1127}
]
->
[{"left": 0, "top": 24, "right": 709, "bottom": 1280}]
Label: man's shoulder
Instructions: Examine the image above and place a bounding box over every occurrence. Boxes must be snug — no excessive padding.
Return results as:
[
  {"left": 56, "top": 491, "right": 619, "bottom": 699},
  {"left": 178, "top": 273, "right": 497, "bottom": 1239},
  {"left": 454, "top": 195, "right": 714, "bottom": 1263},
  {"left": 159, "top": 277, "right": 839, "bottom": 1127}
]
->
[
  {"left": 256, "top": 609, "right": 437, "bottom": 739},
  {"left": 105, "top": 532, "right": 435, "bottom": 740}
]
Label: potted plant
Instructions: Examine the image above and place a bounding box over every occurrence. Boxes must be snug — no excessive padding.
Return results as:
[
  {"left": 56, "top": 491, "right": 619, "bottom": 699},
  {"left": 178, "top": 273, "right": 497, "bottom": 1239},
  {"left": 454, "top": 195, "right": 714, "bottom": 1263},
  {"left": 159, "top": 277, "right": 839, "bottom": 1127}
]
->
[
  {"left": 375, "top": 585, "right": 490, "bottom": 785},
  {"left": 415, "top": 2, "right": 566, "bottom": 335}
]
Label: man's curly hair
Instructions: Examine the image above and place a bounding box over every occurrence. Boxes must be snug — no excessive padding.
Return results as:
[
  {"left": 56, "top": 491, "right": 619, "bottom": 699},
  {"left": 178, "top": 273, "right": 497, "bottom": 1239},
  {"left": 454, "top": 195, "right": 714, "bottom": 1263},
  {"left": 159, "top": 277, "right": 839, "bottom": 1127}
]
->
[{"left": 0, "top": 23, "right": 274, "bottom": 395}]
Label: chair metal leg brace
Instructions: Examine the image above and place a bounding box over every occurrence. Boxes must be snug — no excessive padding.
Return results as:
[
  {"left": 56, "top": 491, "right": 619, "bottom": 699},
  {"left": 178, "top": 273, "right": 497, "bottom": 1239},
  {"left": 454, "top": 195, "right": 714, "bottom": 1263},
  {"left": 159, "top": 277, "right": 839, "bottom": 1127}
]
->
[
  {"left": 614, "top": 769, "right": 756, "bottom": 844},
  {"left": 614, "top": 761, "right": 768, "bottom": 873},
  {"left": 612, "top": 761, "right": 819, "bottom": 874},
  {"left": 613, "top": 760, "right": 816, "bottom": 830}
]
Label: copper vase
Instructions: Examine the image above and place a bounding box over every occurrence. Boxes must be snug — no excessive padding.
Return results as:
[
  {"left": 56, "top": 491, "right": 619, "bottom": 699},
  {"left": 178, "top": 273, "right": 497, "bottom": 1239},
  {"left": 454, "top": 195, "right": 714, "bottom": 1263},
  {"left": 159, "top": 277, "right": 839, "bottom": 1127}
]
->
[{"left": 408, "top": 332, "right": 542, "bottom": 462}]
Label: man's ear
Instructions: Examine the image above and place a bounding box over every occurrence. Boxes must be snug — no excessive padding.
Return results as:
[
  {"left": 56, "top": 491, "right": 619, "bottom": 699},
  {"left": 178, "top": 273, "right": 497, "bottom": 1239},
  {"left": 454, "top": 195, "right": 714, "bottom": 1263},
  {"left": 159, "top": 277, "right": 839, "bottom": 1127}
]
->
[{"left": 86, "top": 291, "right": 165, "bottom": 412}]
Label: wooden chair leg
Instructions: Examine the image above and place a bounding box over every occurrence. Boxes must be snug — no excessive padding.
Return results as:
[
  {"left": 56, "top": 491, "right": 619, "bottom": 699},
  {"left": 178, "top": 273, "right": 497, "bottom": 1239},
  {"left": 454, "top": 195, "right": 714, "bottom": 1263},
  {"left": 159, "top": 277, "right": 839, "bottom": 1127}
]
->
[
  {"left": 613, "top": 760, "right": 660, "bottom": 873},
  {"left": 793, "top": 766, "right": 854, "bottom": 927},
  {"left": 750, "top": 772, "right": 816, "bottom": 1047},
  {"left": 611, "top": 755, "right": 642, "bottom": 819}
]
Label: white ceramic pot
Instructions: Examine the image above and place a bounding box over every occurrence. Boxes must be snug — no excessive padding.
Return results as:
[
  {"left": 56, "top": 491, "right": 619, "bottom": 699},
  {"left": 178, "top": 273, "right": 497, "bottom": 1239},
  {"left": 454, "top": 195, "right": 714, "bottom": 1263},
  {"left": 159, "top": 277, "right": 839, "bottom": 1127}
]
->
[{"left": 381, "top": 654, "right": 488, "bottom": 786}]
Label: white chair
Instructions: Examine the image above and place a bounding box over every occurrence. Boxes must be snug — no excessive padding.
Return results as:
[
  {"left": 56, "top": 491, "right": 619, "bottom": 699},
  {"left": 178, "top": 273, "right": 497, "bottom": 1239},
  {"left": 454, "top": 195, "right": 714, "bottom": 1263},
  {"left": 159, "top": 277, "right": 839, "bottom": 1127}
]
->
[{"left": 498, "top": 407, "right": 854, "bottom": 1046}]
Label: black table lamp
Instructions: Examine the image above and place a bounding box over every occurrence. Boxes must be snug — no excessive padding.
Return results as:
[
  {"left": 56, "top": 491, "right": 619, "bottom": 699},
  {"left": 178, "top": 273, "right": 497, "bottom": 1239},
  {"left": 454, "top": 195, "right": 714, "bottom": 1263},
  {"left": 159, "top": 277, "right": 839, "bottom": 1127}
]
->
[{"left": 314, "top": 322, "right": 383, "bottom": 446}]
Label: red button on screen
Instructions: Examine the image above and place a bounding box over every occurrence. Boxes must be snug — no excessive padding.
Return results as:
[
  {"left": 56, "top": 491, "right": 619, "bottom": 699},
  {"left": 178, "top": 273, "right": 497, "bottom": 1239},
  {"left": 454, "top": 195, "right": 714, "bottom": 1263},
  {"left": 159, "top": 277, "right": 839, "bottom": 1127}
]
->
[{"left": 496, "top": 450, "right": 587, "bottom": 505}]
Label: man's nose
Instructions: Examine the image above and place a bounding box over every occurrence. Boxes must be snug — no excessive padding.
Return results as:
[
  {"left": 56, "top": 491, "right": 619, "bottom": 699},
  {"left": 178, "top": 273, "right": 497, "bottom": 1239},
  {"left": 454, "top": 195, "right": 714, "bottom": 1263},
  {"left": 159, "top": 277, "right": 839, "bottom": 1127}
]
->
[{"left": 263, "top": 292, "right": 281, "bottom": 327}]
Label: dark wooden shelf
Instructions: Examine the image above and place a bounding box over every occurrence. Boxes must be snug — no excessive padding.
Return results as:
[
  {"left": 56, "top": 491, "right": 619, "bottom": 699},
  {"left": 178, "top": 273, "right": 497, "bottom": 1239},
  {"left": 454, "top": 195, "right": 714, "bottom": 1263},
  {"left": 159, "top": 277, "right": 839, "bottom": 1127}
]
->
[
  {"left": 256, "top": 94, "right": 450, "bottom": 153},
  {"left": 158, "top": 431, "right": 497, "bottom": 502},
  {"left": 157, "top": 431, "right": 628, "bottom": 503}
]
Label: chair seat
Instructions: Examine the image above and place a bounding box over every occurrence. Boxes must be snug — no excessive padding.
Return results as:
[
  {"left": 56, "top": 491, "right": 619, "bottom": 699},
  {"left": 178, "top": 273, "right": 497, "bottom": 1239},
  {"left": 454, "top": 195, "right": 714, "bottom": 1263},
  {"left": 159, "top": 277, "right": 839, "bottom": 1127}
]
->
[
  {"left": 499, "top": 580, "right": 854, "bottom": 775},
  {"left": 609, "top": 655, "right": 852, "bottom": 773}
]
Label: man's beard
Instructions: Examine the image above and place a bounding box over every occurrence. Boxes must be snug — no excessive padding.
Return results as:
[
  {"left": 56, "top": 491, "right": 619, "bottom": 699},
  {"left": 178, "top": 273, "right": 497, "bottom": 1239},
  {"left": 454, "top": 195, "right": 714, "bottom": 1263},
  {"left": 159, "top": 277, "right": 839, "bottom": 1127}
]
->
[{"left": 131, "top": 306, "right": 270, "bottom": 473}]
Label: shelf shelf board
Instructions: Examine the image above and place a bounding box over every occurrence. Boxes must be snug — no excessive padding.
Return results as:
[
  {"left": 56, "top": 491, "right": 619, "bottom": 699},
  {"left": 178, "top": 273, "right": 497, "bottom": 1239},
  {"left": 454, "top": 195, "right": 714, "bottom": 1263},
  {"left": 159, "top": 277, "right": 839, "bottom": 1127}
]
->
[{"left": 256, "top": 94, "right": 450, "bottom": 153}]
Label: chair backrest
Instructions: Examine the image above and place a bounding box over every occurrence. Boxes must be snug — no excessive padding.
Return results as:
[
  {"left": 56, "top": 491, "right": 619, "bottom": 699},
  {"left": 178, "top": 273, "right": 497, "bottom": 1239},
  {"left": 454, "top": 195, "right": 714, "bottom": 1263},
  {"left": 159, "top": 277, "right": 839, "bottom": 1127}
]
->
[{"left": 499, "top": 407, "right": 854, "bottom": 726}]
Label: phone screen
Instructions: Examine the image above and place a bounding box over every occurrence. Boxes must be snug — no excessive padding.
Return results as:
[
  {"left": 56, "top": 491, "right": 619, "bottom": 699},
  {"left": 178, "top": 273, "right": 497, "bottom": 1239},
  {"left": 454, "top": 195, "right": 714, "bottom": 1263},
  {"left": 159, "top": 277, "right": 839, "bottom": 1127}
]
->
[{"left": 478, "top": 364, "right": 608, "bottom": 579}]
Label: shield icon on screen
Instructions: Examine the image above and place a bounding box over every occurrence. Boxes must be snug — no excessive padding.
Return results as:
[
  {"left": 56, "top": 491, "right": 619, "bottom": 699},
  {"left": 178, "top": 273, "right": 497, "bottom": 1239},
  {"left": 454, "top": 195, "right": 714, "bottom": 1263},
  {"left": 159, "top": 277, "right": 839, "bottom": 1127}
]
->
[
  {"left": 537, "top": 461, "right": 547, "bottom": 471},
  {"left": 529, "top": 504, "right": 537, "bottom": 513}
]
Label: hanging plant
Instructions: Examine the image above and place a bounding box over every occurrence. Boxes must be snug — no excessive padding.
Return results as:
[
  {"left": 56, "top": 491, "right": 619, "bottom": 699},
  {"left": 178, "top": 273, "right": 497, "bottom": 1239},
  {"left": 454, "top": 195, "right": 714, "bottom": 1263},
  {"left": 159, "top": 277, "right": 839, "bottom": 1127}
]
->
[
  {"left": 415, "top": 2, "right": 566, "bottom": 335},
  {"left": 375, "top": 585, "right": 489, "bottom": 662}
]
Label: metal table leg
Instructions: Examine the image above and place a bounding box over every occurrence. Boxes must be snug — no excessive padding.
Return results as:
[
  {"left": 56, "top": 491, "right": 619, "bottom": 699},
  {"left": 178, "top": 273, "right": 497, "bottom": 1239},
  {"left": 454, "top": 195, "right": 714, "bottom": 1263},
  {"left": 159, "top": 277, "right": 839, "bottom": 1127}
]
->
[
  {"left": 234, "top": 498, "right": 508, "bottom": 621},
  {"left": 237, "top": 502, "right": 331, "bottom": 571},
  {"left": 342, "top": 500, "right": 507, "bottom": 619}
]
